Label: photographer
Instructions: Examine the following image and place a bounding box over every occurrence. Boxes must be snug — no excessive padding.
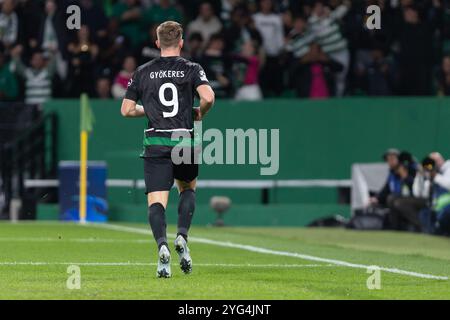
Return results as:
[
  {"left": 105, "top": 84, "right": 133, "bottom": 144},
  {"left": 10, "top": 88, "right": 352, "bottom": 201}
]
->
[
  {"left": 418, "top": 153, "right": 450, "bottom": 236},
  {"left": 369, "top": 149, "right": 408, "bottom": 207},
  {"left": 364, "top": 150, "right": 418, "bottom": 230},
  {"left": 382, "top": 152, "right": 421, "bottom": 230}
]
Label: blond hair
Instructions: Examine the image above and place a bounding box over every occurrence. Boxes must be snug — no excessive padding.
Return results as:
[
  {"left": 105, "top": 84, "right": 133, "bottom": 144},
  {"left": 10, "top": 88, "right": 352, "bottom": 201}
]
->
[{"left": 156, "top": 21, "right": 183, "bottom": 49}]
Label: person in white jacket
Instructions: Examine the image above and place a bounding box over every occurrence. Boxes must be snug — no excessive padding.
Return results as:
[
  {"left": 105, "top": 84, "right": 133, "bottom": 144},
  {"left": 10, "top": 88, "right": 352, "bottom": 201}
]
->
[
  {"left": 416, "top": 152, "right": 450, "bottom": 235},
  {"left": 430, "top": 152, "right": 450, "bottom": 191}
]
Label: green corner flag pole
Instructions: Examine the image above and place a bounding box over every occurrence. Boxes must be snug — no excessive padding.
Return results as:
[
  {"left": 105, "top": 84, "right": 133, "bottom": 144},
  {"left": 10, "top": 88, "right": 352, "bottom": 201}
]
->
[{"left": 79, "top": 93, "right": 94, "bottom": 224}]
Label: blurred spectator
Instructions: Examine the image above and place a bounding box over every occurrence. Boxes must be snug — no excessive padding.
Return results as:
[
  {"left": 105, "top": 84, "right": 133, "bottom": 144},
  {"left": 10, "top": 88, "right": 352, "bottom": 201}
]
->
[
  {"left": 34, "top": 0, "right": 68, "bottom": 57},
  {"left": 16, "top": 0, "right": 42, "bottom": 57},
  {"left": 0, "top": 0, "right": 18, "bottom": 49},
  {"left": 252, "top": 0, "right": 284, "bottom": 97},
  {"left": 183, "top": 32, "right": 204, "bottom": 62},
  {"left": 308, "top": 0, "right": 350, "bottom": 96},
  {"left": 80, "top": 0, "right": 108, "bottom": 39},
  {"left": 247, "top": 0, "right": 258, "bottom": 14},
  {"left": 223, "top": 5, "right": 262, "bottom": 54},
  {"left": 348, "top": 1, "right": 393, "bottom": 67},
  {"left": 220, "top": 0, "right": 237, "bottom": 22},
  {"left": 112, "top": 55, "right": 136, "bottom": 99},
  {"left": 143, "top": 0, "right": 182, "bottom": 26},
  {"left": 293, "top": 43, "right": 343, "bottom": 99},
  {"left": 136, "top": 24, "right": 160, "bottom": 65},
  {"left": 201, "top": 33, "right": 231, "bottom": 98},
  {"left": 98, "top": 18, "right": 130, "bottom": 74},
  {"left": 10, "top": 45, "right": 56, "bottom": 105},
  {"left": 111, "top": 0, "right": 143, "bottom": 48},
  {"left": 28, "top": 0, "right": 69, "bottom": 83},
  {"left": 355, "top": 46, "right": 392, "bottom": 96},
  {"left": 100, "top": 0, "right": 115, "bottom": 16},
  {"left": 233, "top": 40, "right": 262, "bottom": 101},
  {"left": 443, "top": 0, "right": 450, "bottom": 53},
  {"left": 187, "top": 2, "right": 222, "bottom": 46},
  {"left": 95, "top": 77, "right": 112, "bottom": 99},
  {"left": 286, "top": 16, "right": 315, "bottom": 61},
  {"left": 396, "top": 5, "right": 435, "bottom": 95},
  {"left": 0, "top": 48, "right": 18, "bottom": 100},
  {"left": 437, "top": 55, "right": 450, "bottom": 96},
  {"left": 281, "top": 9, "right": 294, "bottom": 36},
  {"left": 67, "top": 25, "right": 99, "bottom": 96}
]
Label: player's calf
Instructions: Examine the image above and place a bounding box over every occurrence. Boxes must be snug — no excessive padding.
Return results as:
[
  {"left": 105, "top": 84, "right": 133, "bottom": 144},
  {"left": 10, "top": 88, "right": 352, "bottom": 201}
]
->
[
  {"left": 148, "top": 201, "right": 171, "bottom": 278},
  {"left": 148, "top": 202, "right": 168, "bottom": 249},
  {"left": 177, "top": 188, "right": 196, "bottom": 240}
]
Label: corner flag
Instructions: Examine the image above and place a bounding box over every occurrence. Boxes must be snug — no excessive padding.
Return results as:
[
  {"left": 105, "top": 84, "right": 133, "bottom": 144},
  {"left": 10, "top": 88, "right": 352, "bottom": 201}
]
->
[
  {"left": 80, "top": 93, "right": 94, "bottom": 132},
  {"left": 79, "top": 93, "right": 94, "bottom": 223}
]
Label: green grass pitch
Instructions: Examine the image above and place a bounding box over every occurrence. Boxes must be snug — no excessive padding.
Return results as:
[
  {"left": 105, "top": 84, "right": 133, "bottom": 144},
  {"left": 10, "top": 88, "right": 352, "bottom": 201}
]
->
[{"left": 0, "top": 221, "right": 449, "bottom": 299}]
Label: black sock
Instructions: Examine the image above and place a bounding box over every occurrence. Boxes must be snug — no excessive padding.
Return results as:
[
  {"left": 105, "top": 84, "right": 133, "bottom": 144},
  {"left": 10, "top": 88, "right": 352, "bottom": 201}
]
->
[
  {"left": 148, "top": 203, "right": 167, "bottom": 249},
  {"left": 177, "top": 232, "right": 188, "bottom": 242},
  {"left": 158, "top": 241, "right": 168, "bottom": 250},
  {"left": 178, "top": 189, "right": 196, "bottom": 240}
]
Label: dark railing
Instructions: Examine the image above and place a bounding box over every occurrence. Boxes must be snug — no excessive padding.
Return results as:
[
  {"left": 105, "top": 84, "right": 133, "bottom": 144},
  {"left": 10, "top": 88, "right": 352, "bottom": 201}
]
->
[{"left": 0, "top": 112, "right": 58, "bottom": 219}]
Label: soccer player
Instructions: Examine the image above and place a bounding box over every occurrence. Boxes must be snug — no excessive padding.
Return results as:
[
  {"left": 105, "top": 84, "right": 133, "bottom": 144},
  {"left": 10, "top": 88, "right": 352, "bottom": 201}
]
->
[{"left": 120, "top": 21, "right": 215, "bottom": 278}]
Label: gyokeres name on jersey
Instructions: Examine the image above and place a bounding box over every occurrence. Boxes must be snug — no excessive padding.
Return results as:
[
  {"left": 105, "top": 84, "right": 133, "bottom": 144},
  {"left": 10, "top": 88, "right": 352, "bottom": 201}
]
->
[{"left": 150, "top": 70, "right": 185, "bottom": 79}]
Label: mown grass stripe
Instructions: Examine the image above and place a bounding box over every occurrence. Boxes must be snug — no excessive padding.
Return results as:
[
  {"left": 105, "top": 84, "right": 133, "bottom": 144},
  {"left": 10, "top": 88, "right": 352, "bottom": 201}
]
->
[{"left": 0, "top": 261, "right": 334, "bottom": 268}]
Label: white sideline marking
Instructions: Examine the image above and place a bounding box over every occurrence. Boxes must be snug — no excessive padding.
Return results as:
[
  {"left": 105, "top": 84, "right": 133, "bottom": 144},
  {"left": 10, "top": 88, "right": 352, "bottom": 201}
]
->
[
  {"left": 93, "top": 224, "right": 449, "bottom": 281},
  {"left": 0, "top": 261, "right": 332, "bottom": 268}
]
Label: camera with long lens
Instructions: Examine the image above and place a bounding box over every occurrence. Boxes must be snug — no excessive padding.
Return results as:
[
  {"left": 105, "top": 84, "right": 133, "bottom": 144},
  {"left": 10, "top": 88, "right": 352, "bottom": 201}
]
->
[{"left": 422, "top": 157, "right": 437, "bottom": 180}]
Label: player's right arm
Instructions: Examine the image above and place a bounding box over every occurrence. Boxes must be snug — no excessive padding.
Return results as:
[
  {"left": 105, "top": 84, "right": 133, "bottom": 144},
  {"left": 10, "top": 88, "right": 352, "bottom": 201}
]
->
[
  {"left": 121, "top": 69, "right": 146, "bottom": 118},
  {"left": 195, "top": 84, "right": 215, "bottom": 121},
  {"left": 121, "top": 99, "right": 145, "bottom": 117}
]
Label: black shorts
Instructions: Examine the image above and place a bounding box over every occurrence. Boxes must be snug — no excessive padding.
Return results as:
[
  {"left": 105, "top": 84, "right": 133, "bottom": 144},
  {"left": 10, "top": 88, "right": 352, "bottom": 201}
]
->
[{"left": 143, "top": 157, "right": 198, "bottom": 193}]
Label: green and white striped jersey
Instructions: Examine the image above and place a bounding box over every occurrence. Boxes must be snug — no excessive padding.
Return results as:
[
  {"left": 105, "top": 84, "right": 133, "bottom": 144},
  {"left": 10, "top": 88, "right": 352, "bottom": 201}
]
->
[
  {"left": 308, "top": 5, "right": 349, "bottom": 55},
  {"left": 286, "top": 30, "right": 315, "bottom": 58}
]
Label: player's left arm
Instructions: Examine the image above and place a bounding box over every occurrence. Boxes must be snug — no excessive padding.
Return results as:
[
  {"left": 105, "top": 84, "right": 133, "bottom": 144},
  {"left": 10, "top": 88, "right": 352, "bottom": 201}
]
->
[
  {"left": 195, "top": 85, "right": 215, "bottom": 121},
  {"left": 121, "top": 99, "right": 145, "bottom": 117},
  {"left": 121, "top": 68, "right": 145, "bottom": 117},
  {"left": 193, "top": 64, "right": 215, "bottom": 121}
]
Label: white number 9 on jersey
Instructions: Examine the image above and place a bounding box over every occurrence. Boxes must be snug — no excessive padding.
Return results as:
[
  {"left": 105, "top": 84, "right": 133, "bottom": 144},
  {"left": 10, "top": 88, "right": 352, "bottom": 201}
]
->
[{"left": 159, "top": 83, "right": 179, "bottom": 118}]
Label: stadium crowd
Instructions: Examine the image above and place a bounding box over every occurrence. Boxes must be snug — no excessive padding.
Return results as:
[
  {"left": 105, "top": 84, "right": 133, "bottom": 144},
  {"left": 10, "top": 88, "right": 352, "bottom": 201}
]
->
[
  {"left": 1, "top": 0, "right": 450, "bottom": 104},
  {"left": 367, "top": 149, "right": 450, "bottom": 236}
]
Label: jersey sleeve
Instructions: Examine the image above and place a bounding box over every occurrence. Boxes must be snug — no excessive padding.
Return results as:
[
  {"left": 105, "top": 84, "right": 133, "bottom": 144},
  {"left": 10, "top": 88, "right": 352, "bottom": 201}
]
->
[
  {"left": 124, "top": 69, "right": 141, "bottom": 102},
  {"left": 192, "top": 63, "right": 210, "bottom": 89}
]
